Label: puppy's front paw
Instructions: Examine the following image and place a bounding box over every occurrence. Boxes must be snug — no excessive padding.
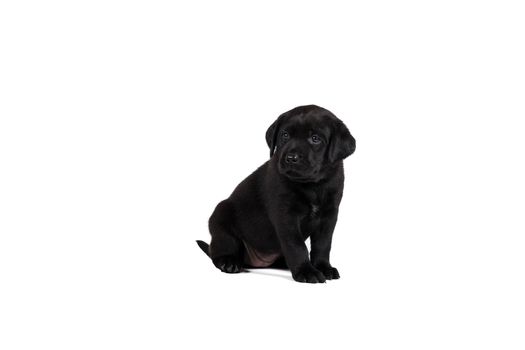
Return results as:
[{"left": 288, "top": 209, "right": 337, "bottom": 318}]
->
[
  {"left": 213, "top": 256, "right": 243, "bottom": 273},
  {"left": 292, "top": 263, "right": 326, "bottom": 283},
  {"left": 314, "top": 262, "right": 340, "bottom": 280}
]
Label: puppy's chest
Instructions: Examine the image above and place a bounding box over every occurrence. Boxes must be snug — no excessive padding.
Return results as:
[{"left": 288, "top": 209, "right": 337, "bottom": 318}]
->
[
  {"left": 301, "top": 201, "right": 323, "bottom": 239},
  {"left": 310, "top": 204, "right": 321, "bottom": 218},
  {"left": 297, "top": 187, "right": 330, "bottom": 221},
  {"left": 304, "top": 190, "right": 325, "bottom": 219}
]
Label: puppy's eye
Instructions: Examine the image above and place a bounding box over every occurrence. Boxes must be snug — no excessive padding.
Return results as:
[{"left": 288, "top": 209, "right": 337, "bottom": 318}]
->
[
  {"left": 282, "top": 132, "right": 289, "bottom": 140},
  {"left": 311, "top": 135, "right": 321, "bottom": 144}
]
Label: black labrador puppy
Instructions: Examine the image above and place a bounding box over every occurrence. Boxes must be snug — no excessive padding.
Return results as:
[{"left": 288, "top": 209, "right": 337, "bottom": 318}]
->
[{"left": 197, "top": 105, "right": 356, "bottom": 283}]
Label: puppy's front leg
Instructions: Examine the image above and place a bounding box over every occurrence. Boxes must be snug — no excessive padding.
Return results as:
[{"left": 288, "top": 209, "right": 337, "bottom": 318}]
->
[
  {"left": 310, "top": 208, "right": 340, "bottom": 280},
  {"left": 276, "top": 222, "right": 326, "bottom": 283}
]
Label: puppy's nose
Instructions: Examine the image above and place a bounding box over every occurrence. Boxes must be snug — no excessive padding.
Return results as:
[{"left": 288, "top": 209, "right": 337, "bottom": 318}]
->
[{"left": 285, "top": 153, "right": 300, "bottom": 163}]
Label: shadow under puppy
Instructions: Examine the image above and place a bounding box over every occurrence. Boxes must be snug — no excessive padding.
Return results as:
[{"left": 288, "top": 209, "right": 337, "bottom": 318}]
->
[{"left": 197, "top": 105, "right": 356, "bottom": 283}]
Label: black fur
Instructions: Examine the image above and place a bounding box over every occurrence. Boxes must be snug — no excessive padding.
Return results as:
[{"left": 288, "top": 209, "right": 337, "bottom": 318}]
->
[
  {"left": 197, "top": 105, "right": 356, "bottom": 283},
  {"left": 196, "top": 240, "right": 210, "bottom": 257}
]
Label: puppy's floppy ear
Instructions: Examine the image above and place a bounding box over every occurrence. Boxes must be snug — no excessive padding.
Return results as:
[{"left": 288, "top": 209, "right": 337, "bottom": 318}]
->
[
  {"left": 328, "top": 120, "right": 356, "bottom": 162},
  {"left": 265, "top": 116, "right": 282, "bottom": 158}
]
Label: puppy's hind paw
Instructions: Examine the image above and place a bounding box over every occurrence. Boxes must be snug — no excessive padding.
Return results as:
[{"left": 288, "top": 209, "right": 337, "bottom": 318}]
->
[{"left": 213, "top": 256, "right": 243, "bottom": 274}]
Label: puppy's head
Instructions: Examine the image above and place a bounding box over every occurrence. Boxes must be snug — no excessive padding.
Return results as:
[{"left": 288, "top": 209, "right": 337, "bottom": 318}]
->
[{"left": 266, "top": 105, "right": 356, "bottom": 182}]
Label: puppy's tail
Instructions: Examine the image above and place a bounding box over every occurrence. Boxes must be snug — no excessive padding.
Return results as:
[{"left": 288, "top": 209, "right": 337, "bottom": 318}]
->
[{"left": 196, "top": 240, "right": 211, "bottom": 257}]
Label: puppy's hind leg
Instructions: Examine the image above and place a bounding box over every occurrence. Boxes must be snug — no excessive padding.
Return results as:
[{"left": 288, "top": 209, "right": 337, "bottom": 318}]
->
[{"left": 209, "top": 200, "right": 244, "bottom": 273}]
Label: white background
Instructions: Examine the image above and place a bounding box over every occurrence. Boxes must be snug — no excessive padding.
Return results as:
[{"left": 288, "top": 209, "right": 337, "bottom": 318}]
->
[{"left": 1, "top": 1, "right": 524, "bottom": 349}]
